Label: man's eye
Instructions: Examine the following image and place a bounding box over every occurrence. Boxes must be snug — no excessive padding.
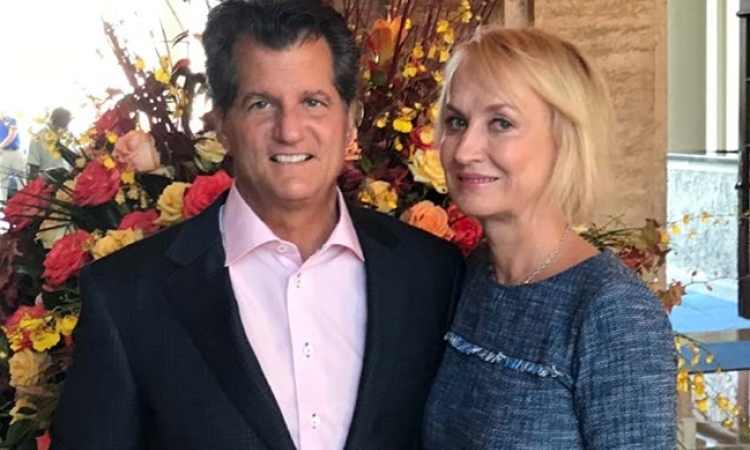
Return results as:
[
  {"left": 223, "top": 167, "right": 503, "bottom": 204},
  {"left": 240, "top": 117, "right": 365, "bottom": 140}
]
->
[
  {"left": 304, "top": 98, "right": 325, "bottom": 108},
  {"left": 248, "top": 101, "right": 269, "bottom": 110}
]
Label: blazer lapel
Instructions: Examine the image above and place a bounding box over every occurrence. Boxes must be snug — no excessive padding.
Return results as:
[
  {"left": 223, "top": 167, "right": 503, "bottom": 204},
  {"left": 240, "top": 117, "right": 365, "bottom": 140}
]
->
[
  {"left": 344, "top": 209, "right": 407, "bottom": 449},
  {"left": 164, "top": 198, "right": 296, "bottom": 450}
]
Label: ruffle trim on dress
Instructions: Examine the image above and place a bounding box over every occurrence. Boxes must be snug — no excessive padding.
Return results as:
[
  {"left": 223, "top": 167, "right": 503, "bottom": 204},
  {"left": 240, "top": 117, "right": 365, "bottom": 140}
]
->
[{"left": 445, "top": 331, "right": 574, "bottom": 390}]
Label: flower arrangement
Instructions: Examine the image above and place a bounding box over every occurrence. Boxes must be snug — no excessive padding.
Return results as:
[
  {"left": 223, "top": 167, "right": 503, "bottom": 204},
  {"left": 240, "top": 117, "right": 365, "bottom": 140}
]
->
[{"left": 0, "top": 1, "right": 737, "bottom": 448}]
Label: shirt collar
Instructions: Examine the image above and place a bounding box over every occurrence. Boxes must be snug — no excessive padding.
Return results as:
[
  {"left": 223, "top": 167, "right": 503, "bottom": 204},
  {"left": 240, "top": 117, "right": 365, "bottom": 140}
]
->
[{"left": 221, "top": 183, "right": 364, "bottom": 265}]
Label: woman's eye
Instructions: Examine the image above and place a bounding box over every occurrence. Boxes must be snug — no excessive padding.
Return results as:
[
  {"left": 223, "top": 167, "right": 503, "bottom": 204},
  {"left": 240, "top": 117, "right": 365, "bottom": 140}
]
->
[
  {"left": 492, "top": 117, "right": 513, "bottom": 131},
  {"left": 444, "top": 116, "right": 467, "bottom": 132}
]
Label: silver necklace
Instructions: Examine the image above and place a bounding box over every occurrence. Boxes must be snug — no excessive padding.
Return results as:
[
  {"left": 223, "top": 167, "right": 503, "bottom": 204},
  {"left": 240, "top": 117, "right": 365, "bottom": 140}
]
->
[{"left": 491, "top": 224, "right": 571, "bottom": 285}]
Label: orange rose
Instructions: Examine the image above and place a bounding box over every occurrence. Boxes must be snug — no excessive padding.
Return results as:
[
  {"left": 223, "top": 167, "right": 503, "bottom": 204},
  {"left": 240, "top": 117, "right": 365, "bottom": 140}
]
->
[
  {"left": 400, "top": 200, "right": 454, "bottom": 240},
  {"left": 113, "top": 130, "right": 160, "bottom": 172}
]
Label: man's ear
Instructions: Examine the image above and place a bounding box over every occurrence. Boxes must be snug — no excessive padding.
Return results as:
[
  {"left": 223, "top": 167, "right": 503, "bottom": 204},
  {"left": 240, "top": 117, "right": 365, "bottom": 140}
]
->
[
  {"left": 213, "top": 109, "right": 231, "bottom": 154},
  {"left": 346, "top": 100, "right": 362, "bottom": 143}
]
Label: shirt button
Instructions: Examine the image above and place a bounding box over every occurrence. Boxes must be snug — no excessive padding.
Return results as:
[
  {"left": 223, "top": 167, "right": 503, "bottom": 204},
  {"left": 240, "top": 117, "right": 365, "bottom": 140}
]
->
[
  {"left": 303, "top": 342, "right": 314, "bottom": 358},
  {"left": 311, "top": 413, "right": 320, "bottom": 429},
  {"left": 276, "top": 244, "right": 287, "bottom": 253}
]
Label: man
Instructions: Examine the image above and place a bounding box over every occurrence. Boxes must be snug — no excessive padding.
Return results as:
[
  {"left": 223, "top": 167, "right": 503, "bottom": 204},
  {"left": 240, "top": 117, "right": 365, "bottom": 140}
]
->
[
  {"left": 50, "top": 1, "right": 464, "bottom": 449},
  {"left": 28, "top": 107, "right": 73, "bottom": 179},
  {"left": 0, "top": 112, "right": 25, "bottom": 201}
]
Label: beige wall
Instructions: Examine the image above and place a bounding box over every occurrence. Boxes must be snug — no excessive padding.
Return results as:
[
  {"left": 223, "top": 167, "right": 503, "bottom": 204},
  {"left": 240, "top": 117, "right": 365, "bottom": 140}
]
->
[
  {"left": 668, "top": 0, "right": 707, "bottom": 153},
  {"left": 534, "top": 0, "right": 668, "bottom": 225}
]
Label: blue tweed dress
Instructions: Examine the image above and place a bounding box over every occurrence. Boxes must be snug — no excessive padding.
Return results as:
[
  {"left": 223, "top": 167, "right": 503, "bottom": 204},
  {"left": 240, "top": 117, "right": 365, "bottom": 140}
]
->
[{"left": 423, "top": 246, "right": 677, "bottom": 449}]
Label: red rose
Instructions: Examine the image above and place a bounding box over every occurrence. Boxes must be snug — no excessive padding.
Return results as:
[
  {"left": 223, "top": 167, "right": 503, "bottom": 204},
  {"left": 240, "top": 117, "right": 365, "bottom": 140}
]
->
[
  {"left": 447, "top": 204, "right": 483, "bottom": 256},
  {"left": 3, "top": 178, "right": 54, "bottom": 232},
  {"left": 72, "top": 160, "right": 121, "bottom": 207},
  {"left": 119, "top": 209, "right": 160, "bottom": 234},
  {"left": 42, "top": 230, "right": 92, "bottom": 289},
  {"left": 182, "top": 170, "right": 233, "bottom": 219},
  {"left": 36, "top": 431, "right": 51, "bottom": 450},
  {"left": 95, "top": 103, "right": 135, "bottom": 137}
]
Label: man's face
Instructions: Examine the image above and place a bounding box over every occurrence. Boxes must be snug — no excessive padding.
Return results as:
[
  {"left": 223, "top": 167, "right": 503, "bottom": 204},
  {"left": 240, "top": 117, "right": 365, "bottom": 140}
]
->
[{"left": 216, "top": 37, "right": 356, "bottom": 213}]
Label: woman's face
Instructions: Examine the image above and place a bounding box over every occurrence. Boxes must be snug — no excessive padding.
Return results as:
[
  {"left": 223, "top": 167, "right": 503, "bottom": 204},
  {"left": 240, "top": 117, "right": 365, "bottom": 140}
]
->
[{"left": 439, "top": 64, "right": 558, "bottom": 222}]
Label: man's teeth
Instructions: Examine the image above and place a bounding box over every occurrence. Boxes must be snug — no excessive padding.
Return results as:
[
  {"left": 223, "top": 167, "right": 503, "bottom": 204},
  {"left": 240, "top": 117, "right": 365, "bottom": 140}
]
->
[{"left": 271, "top": 154, "right": 312, "bottom": 163}]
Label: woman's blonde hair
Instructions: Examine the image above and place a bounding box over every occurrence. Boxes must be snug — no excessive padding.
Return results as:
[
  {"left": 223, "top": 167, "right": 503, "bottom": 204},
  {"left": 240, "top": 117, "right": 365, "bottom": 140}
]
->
[{"left": 438, "top": 27, "right": 613, "bottom": 224}]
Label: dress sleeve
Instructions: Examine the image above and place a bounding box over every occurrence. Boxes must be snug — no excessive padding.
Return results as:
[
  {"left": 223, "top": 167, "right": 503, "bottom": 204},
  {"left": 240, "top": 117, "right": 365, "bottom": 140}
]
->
[{"left": 574, "top": 281, "right": 677, "bottom": 449}]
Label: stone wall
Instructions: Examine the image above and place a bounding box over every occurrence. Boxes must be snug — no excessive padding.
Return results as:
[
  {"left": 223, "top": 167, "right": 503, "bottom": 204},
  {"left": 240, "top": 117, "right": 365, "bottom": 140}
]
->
[{"left": 533, "top": 0, "right": 668, "bottom": 225}]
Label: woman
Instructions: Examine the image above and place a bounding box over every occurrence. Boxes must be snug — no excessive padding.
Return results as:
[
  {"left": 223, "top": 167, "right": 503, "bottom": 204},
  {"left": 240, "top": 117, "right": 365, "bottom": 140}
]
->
[{"left": 424, "top": 28, "right": 677, "bottom": 449}]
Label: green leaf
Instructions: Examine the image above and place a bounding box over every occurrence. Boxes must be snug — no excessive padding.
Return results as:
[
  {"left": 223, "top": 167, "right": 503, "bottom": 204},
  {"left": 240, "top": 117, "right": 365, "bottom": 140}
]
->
[{"left": 3, "top": 419, "right": 36, "bottom": 448}]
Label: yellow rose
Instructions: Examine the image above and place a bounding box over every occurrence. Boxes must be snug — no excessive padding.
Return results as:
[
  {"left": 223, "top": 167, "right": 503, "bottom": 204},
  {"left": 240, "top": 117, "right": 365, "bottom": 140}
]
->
[
  {"left": 359, "top": 180, "right": 399, "bottom": 213},
  {"left": 10, "top": 397, "right": 37, "bottom": 424},
  {"left": 400, "top": 200, "right": 454, "bottom": 240},
  {"left": 409, "top": 149, "right": 447, "bottom": 193},
  {"left": 195, "top": 132, "right": 228, "bottom": 164},
  {"left": 9, "top": 349, "right": 52, "bottom": 387},
  {"left": 156, "top": 182, "right": 190, "bottom": 226},
  {"left": 58, "top": 315, "right": 78, "bottom": 337},
  {"left": 92, "top": 229, "right": 144, "bottom": 260}
]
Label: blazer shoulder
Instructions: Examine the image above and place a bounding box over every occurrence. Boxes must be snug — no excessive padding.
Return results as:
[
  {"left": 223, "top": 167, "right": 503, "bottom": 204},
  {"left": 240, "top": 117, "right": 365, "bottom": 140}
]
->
[
  {"left": 349, "top": 205, "right": 463, "bottom": 260},
  {"left": 81, "top": 221, "right": 185, "bottom": 280}
]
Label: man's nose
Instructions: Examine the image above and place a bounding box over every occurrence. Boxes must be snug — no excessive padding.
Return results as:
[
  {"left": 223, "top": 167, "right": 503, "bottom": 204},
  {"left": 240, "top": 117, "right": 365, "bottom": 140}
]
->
[{"left": 273, "top": 107, "right": 304, "bottom": 144}]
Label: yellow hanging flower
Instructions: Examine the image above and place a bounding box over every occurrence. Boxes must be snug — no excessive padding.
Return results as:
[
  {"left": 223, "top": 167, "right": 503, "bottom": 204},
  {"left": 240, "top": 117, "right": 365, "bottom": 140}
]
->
[
  {"left": 411, "top": 44, "right": 425, "bottom": 59},
  {"left": 31, "top": 326, "right": 61, "bottom": 352},
  {"left": 121, "top": 170, "right": 136, "bottom": 185},
  {"left": 58, "top": 315, "right": 78, "bottom": 337},
  {"left": 402, "top": 65, "right": 418, "bottom": 78},
  {"left": 695, "top": 397, "right": 708, "bottom": 414},
  {"left": 359, "top": 180, "right": 399, "bottom": 213},
  {"left": 376, "top": 114, "right": 389, "bottom": 129},
  {"left": 135, "top": 57, "right": 146, "bottom": 71}
]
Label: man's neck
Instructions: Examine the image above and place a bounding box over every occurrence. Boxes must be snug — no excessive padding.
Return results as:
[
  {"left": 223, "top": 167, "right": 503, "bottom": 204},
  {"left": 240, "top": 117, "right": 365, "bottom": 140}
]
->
[{"left": 244, "top": 190, "right": 340, "bottom": 262}]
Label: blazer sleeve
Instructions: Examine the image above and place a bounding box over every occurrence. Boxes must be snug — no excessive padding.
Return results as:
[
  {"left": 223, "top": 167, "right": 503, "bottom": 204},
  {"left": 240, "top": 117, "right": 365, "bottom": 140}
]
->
[
  {"left": 574, "top": 282, "right": 677, "bottom": 449},
  {"left": 50, "top": 265, "right": 143, "bottom": 450}
]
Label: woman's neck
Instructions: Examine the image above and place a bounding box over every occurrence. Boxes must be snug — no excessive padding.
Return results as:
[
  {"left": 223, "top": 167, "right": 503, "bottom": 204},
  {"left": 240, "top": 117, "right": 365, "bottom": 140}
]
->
[{"left": 482, "top": 211, "right": 571, "bottom": 285}]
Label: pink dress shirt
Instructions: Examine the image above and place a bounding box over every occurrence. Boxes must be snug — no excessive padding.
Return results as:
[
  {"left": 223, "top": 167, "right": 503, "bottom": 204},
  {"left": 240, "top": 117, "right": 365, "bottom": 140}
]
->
[{"left": 221, "top": 185, "right": 367, "bottom": 450}]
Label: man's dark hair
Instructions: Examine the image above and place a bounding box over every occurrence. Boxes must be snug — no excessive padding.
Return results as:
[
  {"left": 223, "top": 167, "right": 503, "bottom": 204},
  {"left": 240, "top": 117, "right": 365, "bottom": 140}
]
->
[
  {"left": 50, "top": 108, "right": 72, "bottom": 129},
  {"left": 202, "top": 0, "right": 359, "bottom": 115}
]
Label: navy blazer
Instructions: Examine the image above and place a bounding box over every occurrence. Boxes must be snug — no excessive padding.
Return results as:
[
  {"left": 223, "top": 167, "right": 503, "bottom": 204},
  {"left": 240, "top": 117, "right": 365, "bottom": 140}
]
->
[{"left": 50, "top": 195, "right": 464, "bottom": 450}]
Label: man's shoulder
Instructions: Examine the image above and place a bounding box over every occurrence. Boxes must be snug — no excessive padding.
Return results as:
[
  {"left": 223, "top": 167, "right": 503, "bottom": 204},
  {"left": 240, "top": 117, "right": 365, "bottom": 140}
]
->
[{"left": 83, "top": 221, "right": 185, "bottom": 279}]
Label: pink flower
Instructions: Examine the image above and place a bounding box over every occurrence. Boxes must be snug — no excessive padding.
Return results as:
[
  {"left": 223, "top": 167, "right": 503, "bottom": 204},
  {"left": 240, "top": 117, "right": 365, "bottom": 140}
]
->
[{"left": 113, "top": 130, "right": 161, "bottom": 172}]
